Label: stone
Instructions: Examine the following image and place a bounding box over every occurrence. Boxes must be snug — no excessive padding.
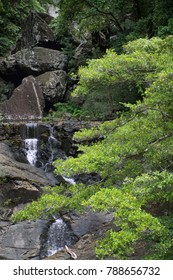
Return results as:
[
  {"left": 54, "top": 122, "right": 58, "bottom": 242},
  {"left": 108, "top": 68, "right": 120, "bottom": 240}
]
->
[
  {"left": 13, "top": 12, "right": 56, "bottom": 53},
  {"left": 65, "top": 210, "right": 114, "bottom": 238},
  {"left": 0, "top": 180, "right": 41, "bottom": 205},
  {"left": 0, "top": 47, "right": 67, "bottom": 81},
  {"left": 0, "top": 76, "right": 45, "bottom": 120},
  {"left": 0, "top": 77, "right": 14, "bottom": 102},
  {"left": 36, "top": 70, "right": 67, "bottom": 106},
  {"left": 0, "top": 219, "right": 48, "bottom": 259},
  {"left": 74, "top": 172, "right": 102, "bottom": 185},
  {"left": 0, "top": 143, "right": 55, "bottom": 187}
]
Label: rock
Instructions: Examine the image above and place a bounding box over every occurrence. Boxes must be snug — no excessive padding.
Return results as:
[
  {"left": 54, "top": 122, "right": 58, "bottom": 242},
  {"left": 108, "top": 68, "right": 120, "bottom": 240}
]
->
[
  {"left": 74, "top": 172, "right": 102, "bottom": 185},
  {"left": 0, "top": 142, "right": 15, "bottom": 159},
  {"left": 0, "top": 76, "right": 45, "bottom": 120},
  {"left": 36, "top": 70, "right": 67, "bottom": 106},
  {"left": 0, "top": 47, "right": 67, "bottom": 82},
  {"left": 0, "top": 154, "right": 49, "bottom": 186},
  {"left": 0, "top": 143, "right": 55, "bottom": 187},
  {"left": 0, "top": 180, "right": 41, "bottom": 205},
  {"left": 65, "top": 210, "right": 114, "bottom": 238},
  {"left": 13, "top": 12, "right": 56, "bottom": 53},
  {"left": 0, "top": 77, "right": 14, "bottom": 102},
  {"left": 0, "top": 219, "right": 49, "bottom": 259}
]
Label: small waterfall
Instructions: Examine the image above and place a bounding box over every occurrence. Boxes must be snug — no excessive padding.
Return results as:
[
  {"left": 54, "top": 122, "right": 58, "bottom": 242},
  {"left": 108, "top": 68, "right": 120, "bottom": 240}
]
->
[
  {"left": 24, "top": 123, "right": 38, "bottom": 166},
  {"left": 63, "top": 176, "right": 76, "bottom": 185},
  {"left": 46, "top": 218, "right": 67, "bottom": 256}
]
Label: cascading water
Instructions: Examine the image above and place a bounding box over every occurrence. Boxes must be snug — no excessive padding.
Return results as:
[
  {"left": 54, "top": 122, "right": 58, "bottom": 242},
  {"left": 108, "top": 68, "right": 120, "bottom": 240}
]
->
[
  {"left": 41, "top": 217, "right": 78, "bottom": 258},
  {"left": 24, "top": 123, "right": 38, "bottom": 166},
  {"left": 63, "top": 176, "right": 76, "bottom": 185},
  {"left": 46, "top": 218, "right": 67, "bottom": 256}
]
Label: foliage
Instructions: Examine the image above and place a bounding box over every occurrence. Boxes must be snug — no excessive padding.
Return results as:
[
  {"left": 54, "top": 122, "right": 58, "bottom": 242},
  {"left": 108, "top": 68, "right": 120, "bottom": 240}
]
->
[
  {"left": 11, "top": 183, "right": 100, "bottom": 222},
  {"left": 0, "top": 0, "right": 53, "bottom": 55},
  {"left": 52, "top": 37, "right": 173, "bottom": 259},
  {"left": 71, "top": 36, "right": 173, "bottom": 119},
  {"left": 44, "top": 101, "right": 82, "bottom": 121},
  {"left": 54, "top": 0, "right": 173, "bottom": 53},
  {"left": 86, "top": 188, "right": 170, "bottom": 259}
]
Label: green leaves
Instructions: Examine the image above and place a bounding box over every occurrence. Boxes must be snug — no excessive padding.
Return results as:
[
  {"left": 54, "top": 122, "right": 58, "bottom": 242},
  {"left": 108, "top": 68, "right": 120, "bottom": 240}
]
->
[
  {"left": 52, "top": 36, "right": 173, "bottom": 259},
  {"left": 71, "top": 37, "right": 173, "bottom": 119}
]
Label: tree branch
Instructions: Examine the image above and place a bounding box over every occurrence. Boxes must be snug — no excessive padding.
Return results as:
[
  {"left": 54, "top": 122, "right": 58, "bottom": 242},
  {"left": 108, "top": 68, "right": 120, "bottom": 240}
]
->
[{"left": 84, "top": 0, "right": 124, "bottom": 32}]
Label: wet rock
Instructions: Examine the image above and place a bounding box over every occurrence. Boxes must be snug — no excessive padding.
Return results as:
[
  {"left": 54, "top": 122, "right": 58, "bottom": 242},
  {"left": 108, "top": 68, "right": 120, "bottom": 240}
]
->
[
  {"left": 45, "top": 234, "right": 96, "bottom": 260},
  {"left": 0, "top": 76, "right": 45, "bottom": 120},
  {"left": 0, "top": 219, "right": 49, "bottom": 259},
  {"left": 36, "top": 70, "right": 67, "bottom": 107}
]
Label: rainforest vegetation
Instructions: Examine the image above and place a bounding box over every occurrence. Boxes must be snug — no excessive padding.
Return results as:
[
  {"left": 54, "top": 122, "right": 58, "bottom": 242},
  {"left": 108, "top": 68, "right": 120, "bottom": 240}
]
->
[{"left": 2, "top": 0, "right": 173, "bottom": 259}]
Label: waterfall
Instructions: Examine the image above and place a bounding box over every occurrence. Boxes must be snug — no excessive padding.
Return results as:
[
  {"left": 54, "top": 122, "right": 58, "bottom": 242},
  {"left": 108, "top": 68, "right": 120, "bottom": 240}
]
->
[
  {"left": 46, "top": 218, "right": 67, "bottom": 256},
  {"left": 63, "top": 176, "right": 76, "bottom": 185},
  {"left": 24, "top": 123, "right": 38, "bottom": 166}
]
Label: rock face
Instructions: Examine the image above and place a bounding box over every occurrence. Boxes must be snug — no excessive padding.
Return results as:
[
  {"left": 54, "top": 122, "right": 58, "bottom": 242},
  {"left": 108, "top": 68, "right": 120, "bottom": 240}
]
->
[
  {"left": 0, "top": 219, "right": 48, "bottom": 260},
  {"left": 36, "top": 70, "right": 67, "bottom": 106},
  {"left": 0, "top": 76, "right": 45, "bottom": 120}
]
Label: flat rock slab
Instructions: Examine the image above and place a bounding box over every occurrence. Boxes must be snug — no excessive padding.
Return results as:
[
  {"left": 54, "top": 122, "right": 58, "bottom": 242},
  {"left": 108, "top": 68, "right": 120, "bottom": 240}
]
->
[{"left": 0, "top": 76, "right": 44, "bottom": 120}]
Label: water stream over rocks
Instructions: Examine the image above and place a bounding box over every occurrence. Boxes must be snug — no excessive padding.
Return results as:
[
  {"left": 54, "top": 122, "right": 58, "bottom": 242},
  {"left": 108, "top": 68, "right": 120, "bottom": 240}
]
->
[
  {"left": 24, "top": 123, "right": 38, "bottom": 166},
  {"left": 22, "top": 122, "right": 78, "bottom": 257}
]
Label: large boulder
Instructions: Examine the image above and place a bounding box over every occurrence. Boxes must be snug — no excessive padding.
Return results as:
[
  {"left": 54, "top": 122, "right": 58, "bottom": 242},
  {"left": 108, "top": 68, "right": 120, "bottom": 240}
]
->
[
  {"left": 13, "top": 12, "right": 56, "bottom": 53},
  {"left": 0, "top": 47, "right": 67, "bottom": 81},
  {"left": 0, "top": 76, "right": 45, "bottom": 120},
  {"left": 0, "top": 219, "right": 48, "bottom": 259},
  {"left": 36, "top": 70, "right": 67, "bottom": 106}
]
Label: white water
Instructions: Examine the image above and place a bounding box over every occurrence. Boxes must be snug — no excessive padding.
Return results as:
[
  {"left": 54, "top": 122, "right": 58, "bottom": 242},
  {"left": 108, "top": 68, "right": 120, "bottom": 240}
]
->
[
  {"left": 24, "top": 138, "right": 38, "bottom": 166},
  {"left": 63, "top": 176, "right": 76, "bottom": 185},
  {"left": 24, "top": 123, "right": 38, "bottom": 166},
  {"left": 47, "top": 218, "right": 67, "bottom": 256}
]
